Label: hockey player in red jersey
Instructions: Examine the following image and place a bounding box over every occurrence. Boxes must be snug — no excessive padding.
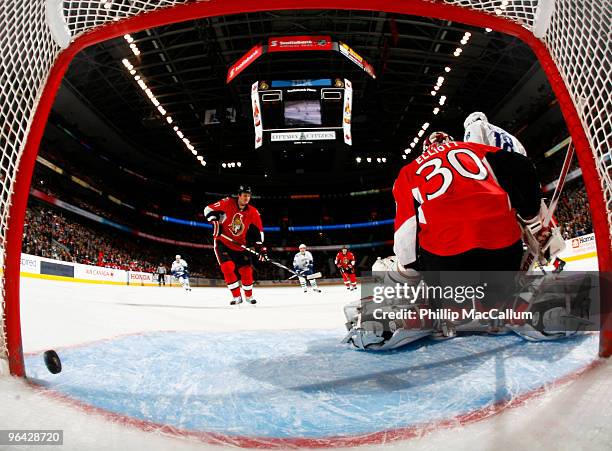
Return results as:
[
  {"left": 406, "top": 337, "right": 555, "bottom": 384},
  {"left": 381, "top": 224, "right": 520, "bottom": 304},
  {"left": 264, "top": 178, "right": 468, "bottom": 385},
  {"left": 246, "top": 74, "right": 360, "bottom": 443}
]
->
[
  {"left": 393, "top": 131, "right": 542, "bottom": 271},
  {"left": 204, "top": 186, "right": 265, "bottom": 305},
  {"left": 335, "top": 246, "right": 358, "bottom": 290}
]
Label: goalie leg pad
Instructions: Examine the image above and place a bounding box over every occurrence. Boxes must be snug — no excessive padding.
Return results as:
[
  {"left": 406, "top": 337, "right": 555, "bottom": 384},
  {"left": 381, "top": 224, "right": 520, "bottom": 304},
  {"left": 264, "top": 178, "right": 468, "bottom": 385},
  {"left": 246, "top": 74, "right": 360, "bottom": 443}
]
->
[
  {"left": 509, "top": 273, "right": 594, "bottom": 341},
  {"left": 342, "top": 296, "right": 434, "bottom": 351}
]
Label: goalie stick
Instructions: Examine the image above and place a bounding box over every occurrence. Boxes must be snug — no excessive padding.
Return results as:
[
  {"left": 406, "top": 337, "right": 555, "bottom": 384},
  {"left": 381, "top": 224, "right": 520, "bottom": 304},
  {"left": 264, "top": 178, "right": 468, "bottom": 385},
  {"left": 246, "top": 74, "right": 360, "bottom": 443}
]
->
[
  {"left": 520, "top": 139, "right": 575, "bottom": 272},
  {"left": 219, "top": 233, "right": 321, "bottom": 280}
]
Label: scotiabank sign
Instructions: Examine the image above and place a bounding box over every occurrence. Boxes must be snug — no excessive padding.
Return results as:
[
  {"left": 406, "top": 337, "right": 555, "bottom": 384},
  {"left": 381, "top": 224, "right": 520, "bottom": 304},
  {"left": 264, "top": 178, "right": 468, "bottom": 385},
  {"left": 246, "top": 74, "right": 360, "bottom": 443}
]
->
[
  {"left": 226, "top": 44, "right": 263, "bottom": 83},
  {"left": 268, "top": 35, "right": 333, "bottom": 52}
]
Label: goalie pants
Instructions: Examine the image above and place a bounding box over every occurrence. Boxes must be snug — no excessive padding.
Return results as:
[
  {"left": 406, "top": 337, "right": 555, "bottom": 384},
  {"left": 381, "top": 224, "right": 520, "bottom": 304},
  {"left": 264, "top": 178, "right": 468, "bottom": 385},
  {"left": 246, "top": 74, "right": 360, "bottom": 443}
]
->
[
  {"left": 214, "top": 239, "right": 254, "bottom": 299},
  {"left": 420, "top": 240, "right": 523, "bottom": 309}
]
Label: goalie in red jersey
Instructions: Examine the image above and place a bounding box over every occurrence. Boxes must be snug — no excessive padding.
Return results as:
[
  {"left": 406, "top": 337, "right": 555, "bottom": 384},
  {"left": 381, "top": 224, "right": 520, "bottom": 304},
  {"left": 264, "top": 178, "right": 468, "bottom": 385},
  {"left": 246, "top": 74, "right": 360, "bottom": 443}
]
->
[
  {"left": 335, "top": 246, "right": 358, "bottom": 290},
  {"left": 204, "top": 186, "right": 265, "bottom": 305},
  {"left": 393, "top": 131, "right": 543, "bottom": 271}
]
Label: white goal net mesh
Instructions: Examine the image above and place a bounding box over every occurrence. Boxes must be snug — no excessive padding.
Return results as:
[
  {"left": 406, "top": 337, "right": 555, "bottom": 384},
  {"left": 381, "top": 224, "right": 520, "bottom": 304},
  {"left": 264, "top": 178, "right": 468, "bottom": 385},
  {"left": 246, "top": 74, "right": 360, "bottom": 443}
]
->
[{"left": 0, "top": 0, "right": 610, "bottom": 373}]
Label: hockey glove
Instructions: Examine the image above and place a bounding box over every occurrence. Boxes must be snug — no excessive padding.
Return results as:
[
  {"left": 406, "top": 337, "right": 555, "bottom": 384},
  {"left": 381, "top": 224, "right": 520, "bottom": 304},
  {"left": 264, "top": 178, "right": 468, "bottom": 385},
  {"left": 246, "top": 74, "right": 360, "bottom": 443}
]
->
[
  {"left": 205, "top": 210, "right": 226, "bottom": 223},
  {"left": 254, "top": 243, "right": 268, "bottom": 262}
]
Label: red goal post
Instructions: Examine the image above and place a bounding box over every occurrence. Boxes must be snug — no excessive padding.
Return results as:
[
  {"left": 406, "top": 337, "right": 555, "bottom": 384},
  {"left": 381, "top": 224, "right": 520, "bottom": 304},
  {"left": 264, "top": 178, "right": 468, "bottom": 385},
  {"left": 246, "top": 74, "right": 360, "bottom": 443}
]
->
[{"left": 1, "top": 0, "right": 610, "bottom": 377}]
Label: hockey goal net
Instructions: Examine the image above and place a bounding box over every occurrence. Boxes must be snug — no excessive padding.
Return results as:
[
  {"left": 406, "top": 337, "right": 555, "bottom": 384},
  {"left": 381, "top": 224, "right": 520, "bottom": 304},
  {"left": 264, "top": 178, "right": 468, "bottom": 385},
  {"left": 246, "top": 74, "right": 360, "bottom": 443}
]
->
[{"left": 0, "top": 0, "right": 610, "bottom": 376}]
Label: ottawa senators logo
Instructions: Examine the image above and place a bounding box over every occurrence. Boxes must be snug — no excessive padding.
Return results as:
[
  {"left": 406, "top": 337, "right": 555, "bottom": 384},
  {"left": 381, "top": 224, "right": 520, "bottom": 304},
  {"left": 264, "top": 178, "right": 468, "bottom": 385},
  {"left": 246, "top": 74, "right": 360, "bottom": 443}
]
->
[{"left": 230, "top": 213, "right": 245, "bottom": 236}]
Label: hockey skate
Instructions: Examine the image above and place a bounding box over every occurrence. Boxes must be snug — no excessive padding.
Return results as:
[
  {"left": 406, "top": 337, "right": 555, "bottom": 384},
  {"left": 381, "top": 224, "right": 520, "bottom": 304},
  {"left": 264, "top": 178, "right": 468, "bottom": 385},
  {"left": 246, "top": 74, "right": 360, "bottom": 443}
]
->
[
  {"left": 245, "top": 296, "right": 257, "bottom": 305},
  {"left": 230, "top": 296, "right": 243, "bottom": 305}
]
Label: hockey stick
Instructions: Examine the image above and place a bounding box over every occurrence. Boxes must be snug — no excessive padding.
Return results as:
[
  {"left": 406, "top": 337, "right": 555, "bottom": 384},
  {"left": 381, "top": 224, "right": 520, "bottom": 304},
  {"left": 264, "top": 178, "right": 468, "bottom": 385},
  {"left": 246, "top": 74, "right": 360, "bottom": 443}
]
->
[
  {"left": 520, "top": 139, "right": 574, "bottom": 272},
  {"left": 218, "top": 233, "right": 321, "bottom": 279},
  {"left": 543, "top": 140, "right": 575, "bottom": 228},
  {"left": 287, "top": 271, "right": 323, "bottom": 281}
]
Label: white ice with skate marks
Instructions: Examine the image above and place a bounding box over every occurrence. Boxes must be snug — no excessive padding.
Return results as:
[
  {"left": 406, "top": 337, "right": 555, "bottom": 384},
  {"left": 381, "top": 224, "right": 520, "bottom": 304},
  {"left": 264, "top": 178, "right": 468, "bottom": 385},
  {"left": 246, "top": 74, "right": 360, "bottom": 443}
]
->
[{"left": 1, "top": 255, "right": 610, "bottom": 450}]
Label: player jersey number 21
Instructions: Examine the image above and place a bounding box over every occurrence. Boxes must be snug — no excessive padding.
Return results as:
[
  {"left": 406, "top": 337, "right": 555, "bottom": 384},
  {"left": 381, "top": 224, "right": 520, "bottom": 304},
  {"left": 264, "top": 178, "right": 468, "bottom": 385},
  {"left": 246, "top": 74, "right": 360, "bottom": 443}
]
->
[{"left": 416, "top": 148, "right": 488, "bottom": 201}]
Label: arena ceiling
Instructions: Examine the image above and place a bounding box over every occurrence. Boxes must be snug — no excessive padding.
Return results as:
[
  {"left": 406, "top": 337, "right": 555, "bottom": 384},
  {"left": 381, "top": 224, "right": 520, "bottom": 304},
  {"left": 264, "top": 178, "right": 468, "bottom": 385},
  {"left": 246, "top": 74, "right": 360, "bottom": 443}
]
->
[{"left": 58, "top": 9, "right": 541, "bottom": 190}]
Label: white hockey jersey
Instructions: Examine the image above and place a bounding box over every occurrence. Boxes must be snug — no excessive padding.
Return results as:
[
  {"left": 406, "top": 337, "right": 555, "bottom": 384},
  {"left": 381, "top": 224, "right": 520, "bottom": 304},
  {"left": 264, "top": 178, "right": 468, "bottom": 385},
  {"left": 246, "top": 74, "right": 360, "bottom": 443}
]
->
[
  {"left": 293, "top": 251, "right": 314, "bottom": 271},
  {"left": 464, "top": 121, "right": 527, "bottom": 156},
  {"left": 171, "top": 259, "right": 188, "bottom": 275}
]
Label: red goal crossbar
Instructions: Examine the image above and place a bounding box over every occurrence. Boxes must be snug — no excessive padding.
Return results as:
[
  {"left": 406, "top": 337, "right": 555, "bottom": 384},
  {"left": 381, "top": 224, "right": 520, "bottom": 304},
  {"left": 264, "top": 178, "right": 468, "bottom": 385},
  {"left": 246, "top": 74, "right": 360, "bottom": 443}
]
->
[{"left": 2, "top": 0, "right": 610, "bottom": 377}]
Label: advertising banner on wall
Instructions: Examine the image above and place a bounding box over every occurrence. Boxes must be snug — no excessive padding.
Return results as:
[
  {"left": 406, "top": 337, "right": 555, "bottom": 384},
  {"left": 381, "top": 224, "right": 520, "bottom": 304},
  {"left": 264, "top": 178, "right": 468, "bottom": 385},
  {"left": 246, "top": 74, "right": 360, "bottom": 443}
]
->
[{"left": 128, "top": 271, "right": 155, "bottom": 286}]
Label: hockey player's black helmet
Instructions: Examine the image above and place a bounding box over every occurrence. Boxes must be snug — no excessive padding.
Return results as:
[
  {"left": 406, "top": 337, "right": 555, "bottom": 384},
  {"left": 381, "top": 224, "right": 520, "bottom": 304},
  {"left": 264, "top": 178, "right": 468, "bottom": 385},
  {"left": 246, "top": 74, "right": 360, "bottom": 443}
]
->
[{"left": 237, "top": 185, "right": 252, "bottom": 195}]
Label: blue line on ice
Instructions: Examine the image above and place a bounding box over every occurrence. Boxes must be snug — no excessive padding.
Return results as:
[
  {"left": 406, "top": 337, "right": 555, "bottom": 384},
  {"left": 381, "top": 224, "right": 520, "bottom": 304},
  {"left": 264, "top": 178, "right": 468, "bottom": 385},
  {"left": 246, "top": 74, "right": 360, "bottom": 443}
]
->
[{"left": 25, "top": 330, "right": 598, "bottom": 438}]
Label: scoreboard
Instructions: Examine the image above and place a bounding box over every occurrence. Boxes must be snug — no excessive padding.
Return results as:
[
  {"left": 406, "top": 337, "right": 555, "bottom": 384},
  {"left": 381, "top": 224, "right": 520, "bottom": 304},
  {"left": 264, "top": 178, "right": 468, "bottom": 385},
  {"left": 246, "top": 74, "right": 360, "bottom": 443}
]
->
[{"left": 251, "top": 78, "right": 352, "bottom": 149}]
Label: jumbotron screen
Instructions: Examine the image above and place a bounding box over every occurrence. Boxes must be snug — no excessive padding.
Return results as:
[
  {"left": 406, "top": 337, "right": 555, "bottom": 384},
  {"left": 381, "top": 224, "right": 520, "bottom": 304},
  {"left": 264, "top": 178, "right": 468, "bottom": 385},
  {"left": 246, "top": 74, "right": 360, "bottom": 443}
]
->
[{"left": 251, "top": 78, "right": 353, "bottom": 148}]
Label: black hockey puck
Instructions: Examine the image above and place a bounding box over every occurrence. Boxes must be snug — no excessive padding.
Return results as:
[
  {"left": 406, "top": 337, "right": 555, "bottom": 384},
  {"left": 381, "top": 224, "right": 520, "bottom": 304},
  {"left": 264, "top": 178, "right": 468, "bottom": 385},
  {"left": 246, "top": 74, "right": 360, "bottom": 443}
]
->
[{"left": 43, "top": 350, "right": 62, "bottom": 374}]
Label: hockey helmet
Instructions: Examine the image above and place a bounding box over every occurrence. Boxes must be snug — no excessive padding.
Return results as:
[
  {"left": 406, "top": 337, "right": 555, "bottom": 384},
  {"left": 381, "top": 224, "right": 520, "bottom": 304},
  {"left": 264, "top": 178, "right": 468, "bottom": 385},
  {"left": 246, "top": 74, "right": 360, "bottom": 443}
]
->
[
  {"left": 237, "top": 185, "right": 252, "bottom": 195},
  {"left": 175, "top": 254, "right": 181, "bottom": 260},
  {"left": 464, "top": 111, "right": 488, "bottom": 129},
  {"left": 299, "top": 243, "right": 307, "bottom": 250},
  {"left": 422, "top": 131, "right": 453, "bottom": 152}
]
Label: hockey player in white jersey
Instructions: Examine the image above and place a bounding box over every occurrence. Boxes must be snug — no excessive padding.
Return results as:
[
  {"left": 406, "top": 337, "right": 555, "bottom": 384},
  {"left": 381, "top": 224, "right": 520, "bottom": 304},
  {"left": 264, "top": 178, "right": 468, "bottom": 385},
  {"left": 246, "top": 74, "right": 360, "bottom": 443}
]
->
[
  {"left": 464, "top": 111, "right": 527, "bottom": 156},
  {"left": 293, "top": 244, "right": 321, "bottom": 293},
  {"left": 171, "top": 254, "right": 192, "bottom": 291}
]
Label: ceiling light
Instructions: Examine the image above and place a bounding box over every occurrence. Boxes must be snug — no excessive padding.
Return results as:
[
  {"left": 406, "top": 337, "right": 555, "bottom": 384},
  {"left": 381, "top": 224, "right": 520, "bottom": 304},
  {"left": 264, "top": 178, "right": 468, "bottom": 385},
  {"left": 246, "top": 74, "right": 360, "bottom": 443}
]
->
[
  {"left": 222, "top": 163, "right": 226, "bottom": 168},
  {"left": 433, "top": 107, "right": 440, "bottom": 115},
  {"left": 356, "top": 157, "right": 362, "bottom": 163},
  {"left": 422, "top": 122, "right": 430, "bottom": 129},
  {"left": 418, "top": 129, "right": 425, "bottom": 137}
]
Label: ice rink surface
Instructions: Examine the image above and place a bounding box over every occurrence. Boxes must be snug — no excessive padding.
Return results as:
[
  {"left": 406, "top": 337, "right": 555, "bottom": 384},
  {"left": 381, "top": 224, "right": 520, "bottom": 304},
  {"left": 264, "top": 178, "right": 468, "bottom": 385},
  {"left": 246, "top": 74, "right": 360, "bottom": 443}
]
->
[{"left": 2, "top": 256, "right": 612, "bottom": 450}]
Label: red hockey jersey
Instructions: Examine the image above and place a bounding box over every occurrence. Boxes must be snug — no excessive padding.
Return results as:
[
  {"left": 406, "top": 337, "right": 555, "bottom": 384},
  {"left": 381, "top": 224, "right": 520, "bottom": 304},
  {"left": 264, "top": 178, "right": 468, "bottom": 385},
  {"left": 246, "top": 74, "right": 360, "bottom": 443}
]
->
[
  {"left": 335, "top": 251, "right": 356, "bottom": 269},
  {"left": 393, "top": 141, "right": 521, "bottom": 265},
  {"left": 205, "top": 197, "right": 264, "bottom": 251}
]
